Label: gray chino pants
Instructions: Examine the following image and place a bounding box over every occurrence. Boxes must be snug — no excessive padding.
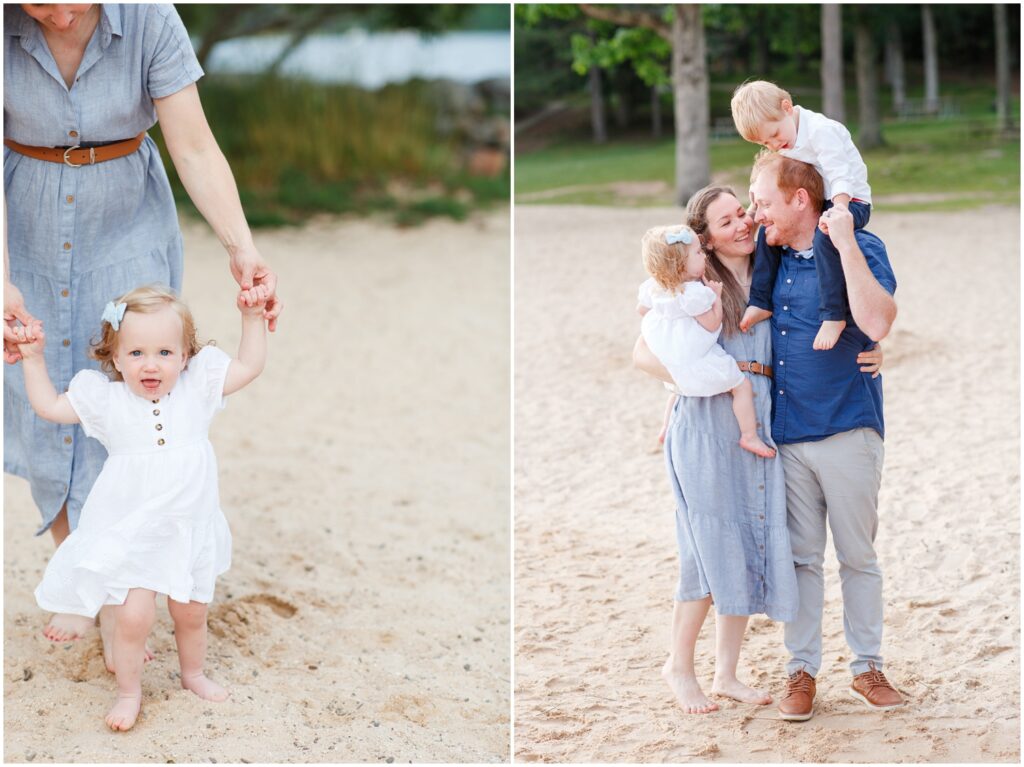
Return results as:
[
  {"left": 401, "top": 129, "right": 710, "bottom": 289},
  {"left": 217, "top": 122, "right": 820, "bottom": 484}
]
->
[{"left": 780, "top": 428, "right": 885, "bottom": 678}]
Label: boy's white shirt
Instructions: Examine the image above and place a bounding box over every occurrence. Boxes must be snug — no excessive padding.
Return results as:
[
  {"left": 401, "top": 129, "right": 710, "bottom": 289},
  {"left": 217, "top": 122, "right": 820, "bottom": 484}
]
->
[{"left": 780, "top": 105, "right": 872, "bottom": 204}]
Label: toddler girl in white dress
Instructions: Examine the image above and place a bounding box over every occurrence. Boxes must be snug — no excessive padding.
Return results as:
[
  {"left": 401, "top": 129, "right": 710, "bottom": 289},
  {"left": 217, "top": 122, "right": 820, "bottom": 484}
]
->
[
  {"left": 638, "top": 225, "right": 775, "bottom": 458},
  {"left": 14, "top": 283, "right": 268, "bottom": 732}
]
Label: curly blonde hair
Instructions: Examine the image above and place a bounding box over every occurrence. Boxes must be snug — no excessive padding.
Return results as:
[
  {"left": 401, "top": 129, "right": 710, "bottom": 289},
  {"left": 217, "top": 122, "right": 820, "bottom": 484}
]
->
[
  {"left": 641, "top": 225, "right": 701, "bottom": 292},
  {"left": 91, "top": 285, "right": 204, "bottom": 380}
]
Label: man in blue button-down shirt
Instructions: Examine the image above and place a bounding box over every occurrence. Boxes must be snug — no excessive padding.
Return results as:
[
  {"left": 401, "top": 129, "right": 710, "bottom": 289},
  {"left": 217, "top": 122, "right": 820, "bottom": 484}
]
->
[{"left": 749, "top": 152, "right": 903, "bottom": 721}]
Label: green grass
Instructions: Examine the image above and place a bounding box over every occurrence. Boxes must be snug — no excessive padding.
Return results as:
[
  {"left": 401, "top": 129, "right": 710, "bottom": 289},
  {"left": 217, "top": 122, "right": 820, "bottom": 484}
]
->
[
  {"left": 517, "top": 96, "right": 1020, "bottom": 212},
  {"left": 152, "top": 75, "right": 509, "bottom": 227}
]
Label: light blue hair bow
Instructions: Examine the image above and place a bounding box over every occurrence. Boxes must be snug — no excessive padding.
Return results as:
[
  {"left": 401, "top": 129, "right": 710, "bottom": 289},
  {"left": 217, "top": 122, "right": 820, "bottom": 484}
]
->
[
  {"left": 665, "top": 228, "right": 693, "bottom": 245},
  {"left": 101, "top": 301, "right": 127, "bottom": 331}
]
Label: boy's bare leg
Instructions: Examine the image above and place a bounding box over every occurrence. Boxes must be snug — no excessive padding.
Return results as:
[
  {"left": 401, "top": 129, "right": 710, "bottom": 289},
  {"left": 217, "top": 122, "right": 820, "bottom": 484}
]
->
[
  {"left": 813, "top": 319, "right": 847, "bottom": 350},
  {"left": 740, "top": 306, "right": 772, "bottom": 333},
  {"left": 731, "top": 379, "right": 775, "bottom": 458},
  {"left": 168, "top": 598, "right": 228, "bottom": 702},
  {"left": 106, "top": 588, "right": 156, "bottom": 731},
  {"left": 42, "top": 506, "right": 94, "bottom": 642}
]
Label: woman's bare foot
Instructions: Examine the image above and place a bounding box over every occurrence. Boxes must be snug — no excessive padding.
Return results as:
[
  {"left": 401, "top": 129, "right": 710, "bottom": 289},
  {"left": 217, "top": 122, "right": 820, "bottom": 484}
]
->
[
  {"left": 99, "top": 608, "right": 155, "bottom": 672},
  {"left": 711, "top": 675, "right": 772, "bottom": 705},
  {"left": 813, "top": 319, "right": 846, "bottom": 350},
  {"left": 105, "top": 691, "right": 142, "bottom": 731},
  {"left": 181, "top": 672, "right": 229, "bottom": 702},
  {"left": 662, "top": 660, "right": 718, "bottom": 714},
  {"left": 42, "top": 613, "right": 93, "bottom": 642},
  {"left": 739, "top": 434, "right": 776, "bottom": 458},
  {"left": 740, "top": 305, "right": 772, "bottom": 332}
]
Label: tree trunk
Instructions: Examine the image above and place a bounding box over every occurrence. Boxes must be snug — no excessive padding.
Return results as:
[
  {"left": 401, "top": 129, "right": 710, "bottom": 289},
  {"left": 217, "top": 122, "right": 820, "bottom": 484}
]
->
[
  {"left": 754, "top": 6, "right": 770, "bottom": 76},
  {"left": 922, "top": 5, "right": 940, "bottom": 114},
  {"left": 671, "top": 4, "right": 710, "bottom": 206},
  {"left": 884, "top": 19, "right": 905, "bottom": 114},
  {"left": 821, "top": 5, "right": 845, "bottom": 122},
  {"left": 855, "top": 14, "right": 884, "bottom": 149},
  {"left": 995, "top": 3, "right": 1012, "bottom": 133},
  {"left": 614, "top": 71, "right": 631, "bottom": 130},
  {"left": 651, "top": 84, "right": 663, "bottom": 139},
  {"left": 589, "top": 61, "right": 608, "bottom": 144}
]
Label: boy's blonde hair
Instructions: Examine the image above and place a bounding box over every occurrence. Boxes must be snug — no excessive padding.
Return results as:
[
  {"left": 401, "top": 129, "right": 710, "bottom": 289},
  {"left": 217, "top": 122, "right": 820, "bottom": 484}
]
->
[
  {"left": 91, "top": 285, "right": 204, "bottom": 380},
  {"left": 730, "top": 80, "right": 793, "bottom": 143},
  {"left": 641, "top": 225, "right": 699, "bottom": 292}
]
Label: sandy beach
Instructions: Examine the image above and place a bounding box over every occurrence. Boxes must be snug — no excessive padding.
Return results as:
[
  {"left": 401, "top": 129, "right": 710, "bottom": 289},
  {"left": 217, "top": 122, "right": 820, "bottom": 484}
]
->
[
  {"left": 4, "top": 211, "right": 510, "bottom": 762},
  {"left": 514, "top": 204, "right": 1020, "bottom": 762}
]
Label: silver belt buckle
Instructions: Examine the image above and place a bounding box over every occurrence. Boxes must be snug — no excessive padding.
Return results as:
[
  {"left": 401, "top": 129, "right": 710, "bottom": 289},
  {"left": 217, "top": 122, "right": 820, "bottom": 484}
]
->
[{"left": 62, "top": 145, "right": 95, "bottom": 167}]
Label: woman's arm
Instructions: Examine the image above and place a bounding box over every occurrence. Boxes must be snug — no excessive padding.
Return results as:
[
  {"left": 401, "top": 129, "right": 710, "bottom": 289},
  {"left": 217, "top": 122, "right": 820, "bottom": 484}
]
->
[
  {"left": 4, "top": 206, "right": 37, "bottom": 364},
  {"left": 223, "top": 288, "right": 268, "bottom": 396},
  {"left": 154, "top": 84, "right": 282, "bottom": 331},
  {"left": 16, "top": 323, "right": 79, "bottom": 424},
  {"left": 633, "top": 336, "right": 672, "bottom": 384}
]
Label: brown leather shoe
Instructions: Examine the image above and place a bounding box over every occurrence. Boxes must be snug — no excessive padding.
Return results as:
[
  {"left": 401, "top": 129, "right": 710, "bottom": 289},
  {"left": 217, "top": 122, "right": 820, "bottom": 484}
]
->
[
  {"left": 778, "top": 670, "right": 816, "bottom": 721},
  {"left": 850, "top": 661, "right": 904, "bottom": 709}
]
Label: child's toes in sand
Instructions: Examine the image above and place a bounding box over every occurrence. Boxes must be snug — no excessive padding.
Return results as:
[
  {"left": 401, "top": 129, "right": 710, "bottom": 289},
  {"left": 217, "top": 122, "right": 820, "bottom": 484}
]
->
[
  {"left": 739, "top": 434, "right": 776, "bottom": 458},
  {"left": 182, "top": 672, "right": 229, "bottom": 702},
  {"left": 662, "top": 662, "right": 719, "bottom": 714},
  {"left": 105, "top": 692, "right": 142, "bottom": 731},
  {"left": 43, "top": 613, "right": 93, "bottom": 642},
  {"left": 711, "top": 676, "right": 772, "bottom": 705}
]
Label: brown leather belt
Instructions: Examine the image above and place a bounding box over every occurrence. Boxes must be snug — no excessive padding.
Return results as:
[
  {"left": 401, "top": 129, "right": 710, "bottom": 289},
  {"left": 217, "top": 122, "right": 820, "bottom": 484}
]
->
[
  {"left": 3, "top": 132, "right": 145, "bottom": 166},
  {"left": 737, "top": 360, "right": 773, "bottom": 378}
]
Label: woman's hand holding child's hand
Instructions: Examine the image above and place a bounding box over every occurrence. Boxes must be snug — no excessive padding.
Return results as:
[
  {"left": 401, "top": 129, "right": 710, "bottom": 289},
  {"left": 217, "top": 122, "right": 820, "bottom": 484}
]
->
[
  {"left": 236, "top": 285, "right": 270, "bottom": 316},
  {"left": 13, "top": 319, "right": 45, "bottom": 359}
]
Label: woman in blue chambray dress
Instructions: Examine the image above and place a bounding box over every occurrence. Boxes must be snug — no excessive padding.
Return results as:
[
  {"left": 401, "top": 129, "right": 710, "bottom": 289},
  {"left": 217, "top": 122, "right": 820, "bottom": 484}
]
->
[
  {"left": 4, "top": 4, "right": 282, "bottom": 643},
  {"left": 634, "top": 186, "right": 883, "bottom": 714}
]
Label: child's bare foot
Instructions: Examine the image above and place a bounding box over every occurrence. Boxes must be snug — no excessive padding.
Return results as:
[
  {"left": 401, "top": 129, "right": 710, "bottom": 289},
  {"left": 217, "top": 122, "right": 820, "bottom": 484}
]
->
[
  {"left": 740, "top": 305, "right": 772, "bottom": 332},
  {"left": 711, "top": 675, "right": 772, "bottom": 705},
  {"left": 739, "top": 434, "right": 776, "bottom": 458},
  {"left": 42, "top": 613, "right": 93, "bottom": 642},
  {"left": 662, "top": 660, "right": 718, "bottom": 714},
  {"left": 813, "top": 319, "right": 846, "bottom": 350},
  {"left": 99, "top": 608, "right": 155, "bottom": 672},
  {"left": 181, "top": 672, "right": 229, "bottom": 702},
  {"left": 105, "top": 691, "right": 142, "bottom": 731}
]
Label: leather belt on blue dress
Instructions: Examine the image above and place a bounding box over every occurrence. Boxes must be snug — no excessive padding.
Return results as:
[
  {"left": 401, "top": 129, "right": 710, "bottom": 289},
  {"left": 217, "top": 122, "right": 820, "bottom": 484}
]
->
[
  {"left": 738, "top": 360, "right": 773, "bottom": 378},
  {"left": 3, "top": 132, "right": 145, "bottom": 166}
]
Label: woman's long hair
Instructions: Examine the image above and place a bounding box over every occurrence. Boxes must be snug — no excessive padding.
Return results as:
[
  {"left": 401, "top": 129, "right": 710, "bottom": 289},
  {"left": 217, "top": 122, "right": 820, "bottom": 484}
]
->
[{"left": 685, "top": 186, "right": 751, "bottom": 338}]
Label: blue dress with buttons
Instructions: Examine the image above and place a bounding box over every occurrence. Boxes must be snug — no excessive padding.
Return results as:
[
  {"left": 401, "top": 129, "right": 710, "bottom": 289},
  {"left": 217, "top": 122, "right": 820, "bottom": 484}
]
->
[
  {"left": 3, "top": 5, "right": 203, "bottom": 534},
  {"left": 663, "top": 319, "right": 799, "bottom": 622}
]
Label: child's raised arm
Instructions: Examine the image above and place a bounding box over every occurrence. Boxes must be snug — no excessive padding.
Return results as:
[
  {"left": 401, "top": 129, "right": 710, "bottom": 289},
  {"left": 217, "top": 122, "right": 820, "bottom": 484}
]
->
[
  {"left": 223, "top": 286, "right": 268, "bottom": 396},
  {"left": 694, "top": 278, "right": 724, "bottom": 333},
  {"left": 16, "top": 322, "right": 80, "bottom": 424}
]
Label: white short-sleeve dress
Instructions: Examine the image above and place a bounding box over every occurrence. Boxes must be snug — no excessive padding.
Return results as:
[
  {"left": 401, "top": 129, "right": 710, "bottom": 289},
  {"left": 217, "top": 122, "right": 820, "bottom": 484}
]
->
[
  {"left": 639, "top": 278, "right": 746, "bottom": 397},
  {"left": 34, "top": 345, "right": 233, "bottom": 617}
]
